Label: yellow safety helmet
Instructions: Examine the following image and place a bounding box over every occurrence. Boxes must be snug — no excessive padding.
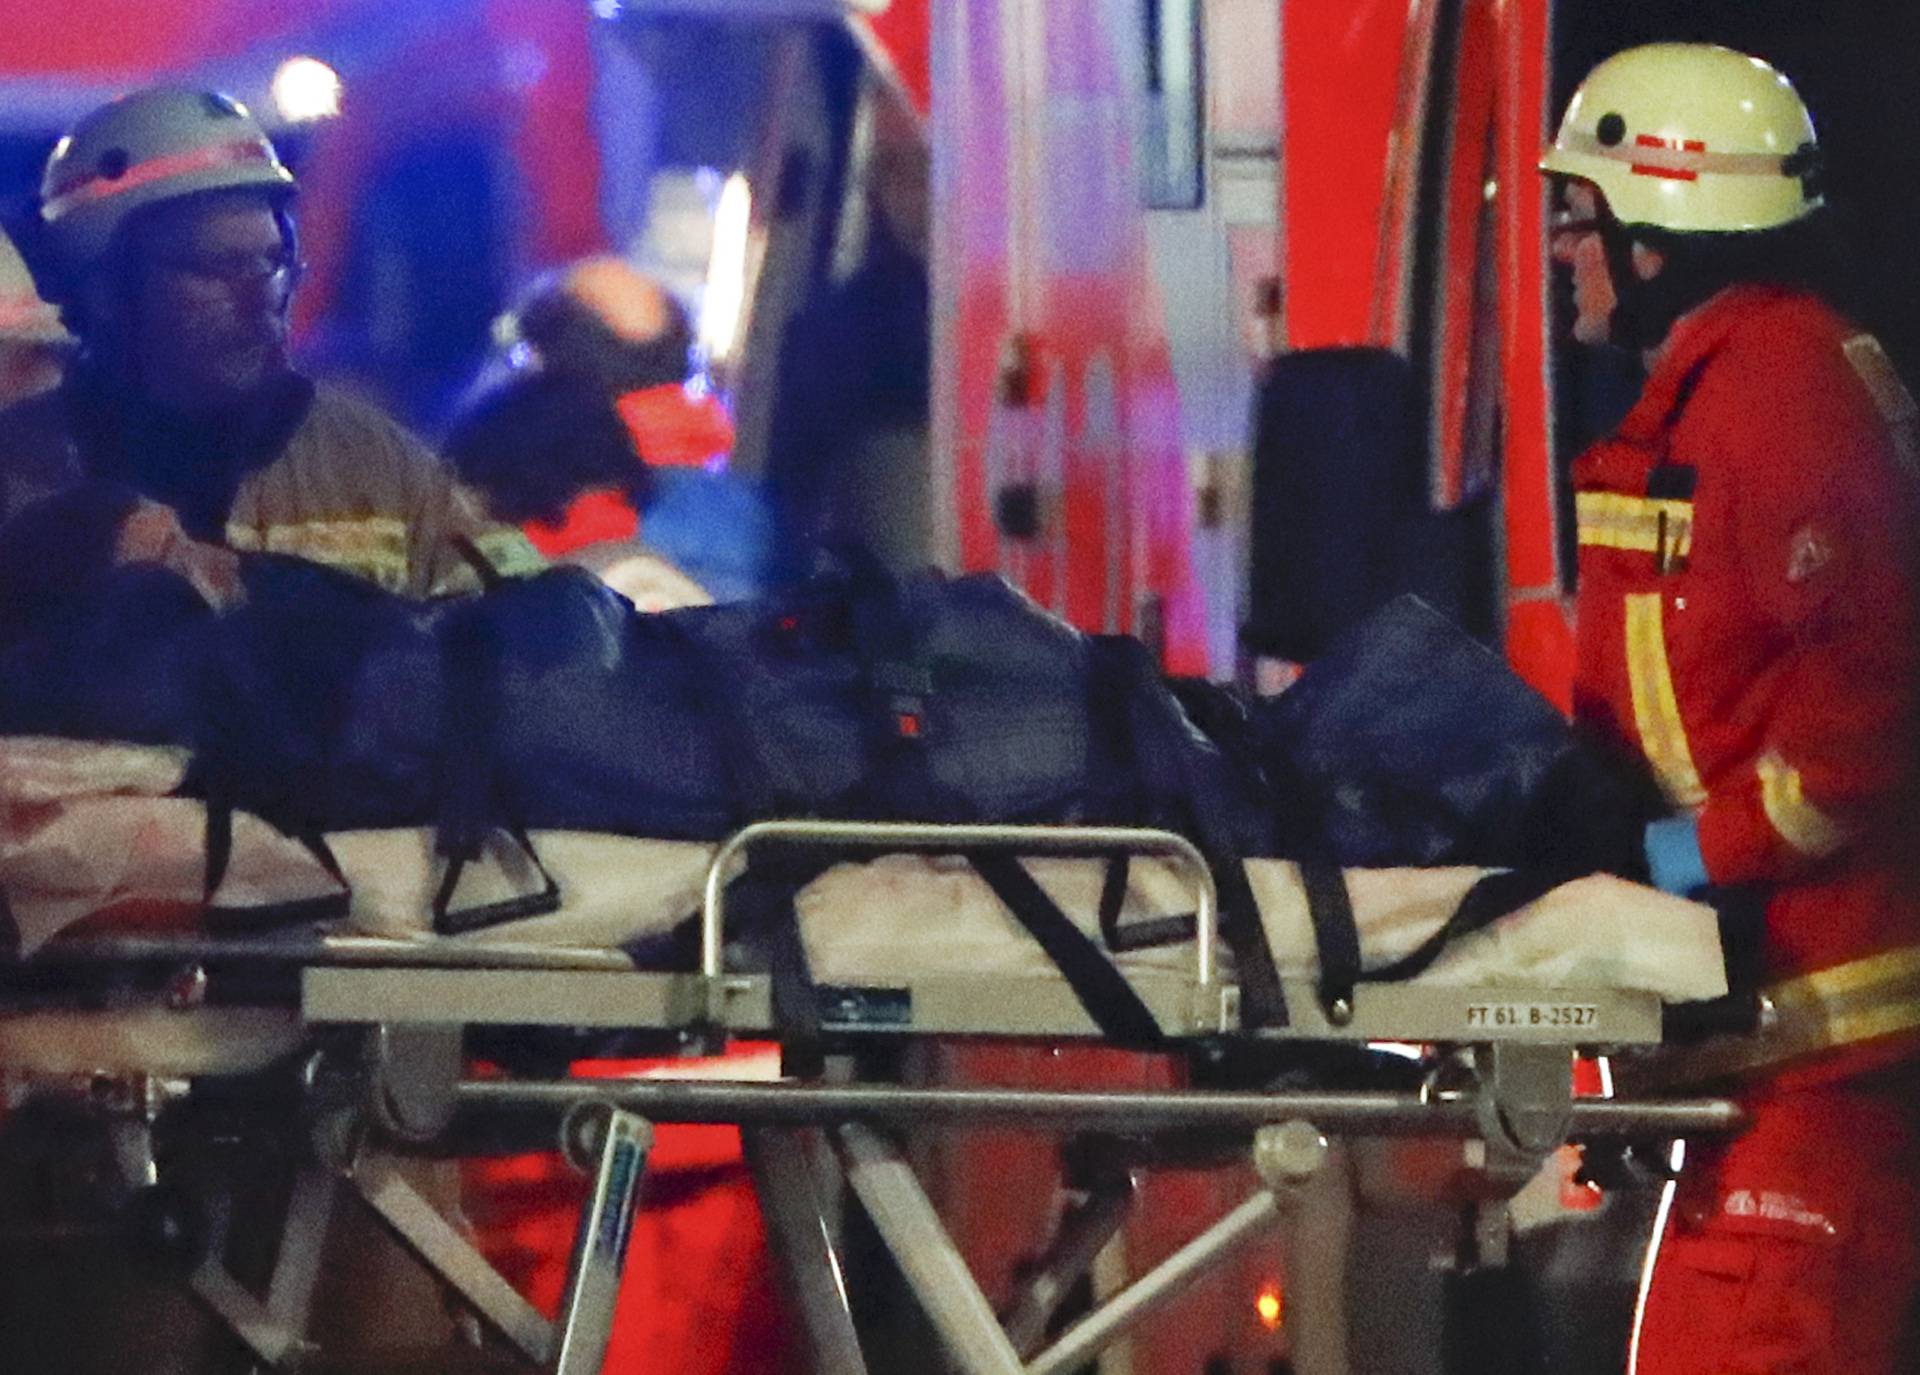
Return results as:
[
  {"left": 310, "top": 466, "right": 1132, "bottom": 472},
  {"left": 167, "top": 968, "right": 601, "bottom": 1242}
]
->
[
  {"left": 0, "top": 227, "right": 73, "bottom": 347},
  {"left": 39, "top": 87, "right": 295, "bottom": 270},
  {"left": 1541, "top": 43, "right": 1820, "bottom": 234}
]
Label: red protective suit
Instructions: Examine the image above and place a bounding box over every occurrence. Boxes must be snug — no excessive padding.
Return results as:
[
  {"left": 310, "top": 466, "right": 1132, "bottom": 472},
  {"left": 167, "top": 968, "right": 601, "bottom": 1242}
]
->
[
  {"left": 1572, "top": 284, "right": 1920, "bottom": 1374},
  {"left": 463, "top": 1050, "right": 801, "bottom": 1375}
]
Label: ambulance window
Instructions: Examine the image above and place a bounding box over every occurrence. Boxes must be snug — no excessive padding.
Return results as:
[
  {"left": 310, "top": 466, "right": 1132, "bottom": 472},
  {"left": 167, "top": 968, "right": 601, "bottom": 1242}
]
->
[
  {"left": 594, "top": 15, "right": 787, "bottom": 267},
  {"left": 592, "top": 14, "right": 808, "bottom": 371},
  {"left": 1141, "top": 0, "right": 1205, "bottom": 208},
  {"left": 626, "top": 20, "right": 781, "bottom": 173}
]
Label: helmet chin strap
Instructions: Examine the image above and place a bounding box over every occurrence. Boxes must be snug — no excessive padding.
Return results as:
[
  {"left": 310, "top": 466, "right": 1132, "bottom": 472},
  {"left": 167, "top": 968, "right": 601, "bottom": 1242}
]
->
[
  {"left": 1599, "top": 214, "right": 1743, "bottom": 356},
  {"left": 1598, "top": 216, "right": 1662, "bottom": 352}
]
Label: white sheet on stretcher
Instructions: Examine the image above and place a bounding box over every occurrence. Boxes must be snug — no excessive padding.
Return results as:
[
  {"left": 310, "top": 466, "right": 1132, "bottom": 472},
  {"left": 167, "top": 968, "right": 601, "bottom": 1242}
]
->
[
  {"left": 0, "top": 739, "right": 1724, "bottom": 1004},
  {"left": 0, "top": 738, "right": 713, "bottom": 953},
  {"left": 796, "top": 856, "right": 1726, "bottom": 1003}
]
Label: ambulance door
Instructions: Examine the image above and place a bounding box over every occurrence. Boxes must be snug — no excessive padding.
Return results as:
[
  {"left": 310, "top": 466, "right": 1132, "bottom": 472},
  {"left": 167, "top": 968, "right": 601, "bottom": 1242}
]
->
[{"left": 935, "top": 0, "right": 1209, "bottom": 674}]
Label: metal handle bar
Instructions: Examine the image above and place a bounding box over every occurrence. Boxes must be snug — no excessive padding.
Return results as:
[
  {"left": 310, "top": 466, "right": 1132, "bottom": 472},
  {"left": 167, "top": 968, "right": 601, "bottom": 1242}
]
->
[
  {"left": 701, "top": 820, "right": 1221, "bottom": 988},
  {"left": 18, "top": 933, "right": 633, "bottom": 971},
  {"left": 459, "top": 1077, "right": 1744, "bottom": 1139}
]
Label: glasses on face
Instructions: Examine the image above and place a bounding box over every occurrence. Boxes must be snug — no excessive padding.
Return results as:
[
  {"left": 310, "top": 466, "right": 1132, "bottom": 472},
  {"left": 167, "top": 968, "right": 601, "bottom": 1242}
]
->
[
  {"left": 1549, "top": 210, "right": 1602, "bottom": 243},
  {"left": 154, "top": 247, "right": 306, "bottom": 294}
]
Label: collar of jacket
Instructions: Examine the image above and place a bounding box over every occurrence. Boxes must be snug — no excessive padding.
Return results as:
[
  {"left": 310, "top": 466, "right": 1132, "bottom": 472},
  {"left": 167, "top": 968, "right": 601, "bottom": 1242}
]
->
[
  {"left": 1573, "top": 283, "right": 1808, "bottom": 492},
  {"left": 64, "top": 364, "right": 316, "bottom": 537}
]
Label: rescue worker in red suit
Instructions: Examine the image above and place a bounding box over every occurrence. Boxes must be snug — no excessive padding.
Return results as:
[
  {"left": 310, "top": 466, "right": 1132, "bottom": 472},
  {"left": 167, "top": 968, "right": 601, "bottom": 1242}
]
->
[{"left": 1542, "top": 44, "right": 1920, "bottom": 1375}]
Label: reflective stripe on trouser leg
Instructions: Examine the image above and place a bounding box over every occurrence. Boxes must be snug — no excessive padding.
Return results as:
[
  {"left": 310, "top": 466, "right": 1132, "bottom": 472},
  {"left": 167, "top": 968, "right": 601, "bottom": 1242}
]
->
[{"left": 1627, "top": 1141, "right": 1686, "bottom": 1375}]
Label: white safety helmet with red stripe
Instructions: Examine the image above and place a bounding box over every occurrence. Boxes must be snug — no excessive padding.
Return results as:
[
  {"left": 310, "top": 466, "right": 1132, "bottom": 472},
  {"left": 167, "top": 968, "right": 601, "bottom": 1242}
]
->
[
  {"left": 0, "top": 226, "right": 73, "bottom": 347},
  {"left": 1541, "top": 43, "right": 1821, "bottom": 234},
  {"left": 38, "top": 87, "right": 295, "bottom": 270}
]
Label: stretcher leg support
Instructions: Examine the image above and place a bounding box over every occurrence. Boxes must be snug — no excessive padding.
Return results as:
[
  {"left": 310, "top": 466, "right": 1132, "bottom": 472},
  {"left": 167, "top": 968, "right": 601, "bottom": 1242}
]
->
[
  {"left": 1001, "top": 1165, "right": 1134, "bottom": 1356},
  {"left": 836, "top": 1122, "right": 1029, "bottom": 1375},
  {"left": 550, "top": 1104, "right": 654, "bottom": 1375},
  {"left": 826, "top": 1119, "right": 1325, "bottom": 1375},
  {"left": 747, "top": 1126, "right": 872, "bottom": 1375},
  {"left": 186, "top": 1168, "right": 337, "bottom": 1370},
  {"left": 1026, "top": 1122, "right": 1323, "bottom": 1375},
  {"left": 354, "top": 1152, "right": 555, "bottom": 1366}
]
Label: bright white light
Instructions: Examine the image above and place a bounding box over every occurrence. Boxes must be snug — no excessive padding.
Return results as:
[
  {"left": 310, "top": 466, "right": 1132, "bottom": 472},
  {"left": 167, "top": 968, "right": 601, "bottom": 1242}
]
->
[
  {"left": 272, "top": 57, "right": 343, "bottom": 123},
  {"left": 698, "top": 172, "right": 753, "bottom": 364}
]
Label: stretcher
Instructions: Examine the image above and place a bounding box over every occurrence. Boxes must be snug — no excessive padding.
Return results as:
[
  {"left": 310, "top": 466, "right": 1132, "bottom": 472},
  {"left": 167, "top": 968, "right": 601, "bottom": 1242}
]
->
[{"left": 0, "top": 743, "right": 1747, "bottom": 1375}]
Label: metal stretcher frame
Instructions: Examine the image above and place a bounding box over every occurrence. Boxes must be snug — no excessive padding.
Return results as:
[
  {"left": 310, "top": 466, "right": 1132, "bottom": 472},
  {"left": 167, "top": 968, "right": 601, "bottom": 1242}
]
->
[
  {"left": 292, "top": 818, "right": 1680, "bottom": 1045},
  {"left": 0, "top": 821, "right": 1744, "bottom": 1374}
]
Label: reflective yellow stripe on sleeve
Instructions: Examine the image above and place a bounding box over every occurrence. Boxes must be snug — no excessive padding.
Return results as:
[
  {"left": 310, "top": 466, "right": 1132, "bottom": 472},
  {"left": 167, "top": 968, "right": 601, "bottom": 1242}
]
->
[
  {"left": 1576, "top": 491, "right": 1693, "bottom": 559},
  {"left": 225, "top": 517, "right": 412, "bottom": 591},
  {"left": 1755, "top": 749, "right": 1848, "bottom": 858},
  {"left": 467, "top": 527, "right": 547, "bottom": 577},
  {"left": 1791, "top": 946, "right": 1920, "bottom": 1055},
  {"left": 424, "top": 527, "right": 548, "bottom": 597},
  {"left": 1618, "top": 943, "right": 1920, "bottom": 1090},
  {"left": 1622, "top": 592, "right": 1707, "bottom": 809}
]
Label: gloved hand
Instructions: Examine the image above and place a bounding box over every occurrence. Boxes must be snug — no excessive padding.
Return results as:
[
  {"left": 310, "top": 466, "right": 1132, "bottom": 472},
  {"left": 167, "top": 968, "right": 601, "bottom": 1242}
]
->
[{"left": 1644, "top": 815, "right": 1708, "bottom": 896}]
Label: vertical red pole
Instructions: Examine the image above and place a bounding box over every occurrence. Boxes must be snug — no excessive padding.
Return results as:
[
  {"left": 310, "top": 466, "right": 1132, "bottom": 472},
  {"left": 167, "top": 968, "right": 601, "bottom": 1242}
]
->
[
  {"left": 1493, "top": 0, "right": 1574, "bottom": 710},
  {"left": 1279, "top": 0, "right": 1411, "bottom": 349}
]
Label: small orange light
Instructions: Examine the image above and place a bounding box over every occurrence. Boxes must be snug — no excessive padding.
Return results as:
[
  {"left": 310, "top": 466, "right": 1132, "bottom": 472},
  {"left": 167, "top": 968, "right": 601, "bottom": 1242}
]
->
[{"left": 1254, "top": 1283, "right": 1284, "bottom": 1331}]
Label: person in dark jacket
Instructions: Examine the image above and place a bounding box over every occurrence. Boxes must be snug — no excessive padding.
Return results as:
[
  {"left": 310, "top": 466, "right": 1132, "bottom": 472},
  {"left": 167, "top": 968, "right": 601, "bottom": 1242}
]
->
[{"left": 0, "top": 85, "right": 525, "bottom": 1375}]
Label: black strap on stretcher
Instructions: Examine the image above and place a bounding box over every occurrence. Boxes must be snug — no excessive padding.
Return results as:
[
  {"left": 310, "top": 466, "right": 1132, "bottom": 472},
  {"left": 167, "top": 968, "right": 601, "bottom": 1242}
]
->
[
  {"left": 202, "top": 800, "right": 353, "bottom": 931},
  {"left": 433, "top": 577, "right": 567, "bottom": 934},
  {"left": 847, "top": 595, "right": 1177, "bottom": 1048},
  {"left": 1101, "top": 857, "right": 1589, "bottom": 1022},
  {"left": 1299, "top": 859, "right": 1362, "bottom": 1018},
  {"left": 433, "top": 826, "right": 564, "bottom": 935},
  {"left": 1209, "top": 850, "right": 1285, "bottom": 1025},
  {"left": 666, "top": 577, "right": 1277, "bottom": 1060},
  {"left": 656, "top": 608, "right": 842, "bottom": 1075},
  {"left": 1303, "top": 863, "right": 1588, "bottom": 1017},
  {"left": 1096, "top": 854, "right": 1207, "bottom": 953},
  {"left": 1085, "top": 635, "right": 1288, "bottom": 1028},
  {"left": 968, "top": 851, "right": 1166, "bottom": 1048}
]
